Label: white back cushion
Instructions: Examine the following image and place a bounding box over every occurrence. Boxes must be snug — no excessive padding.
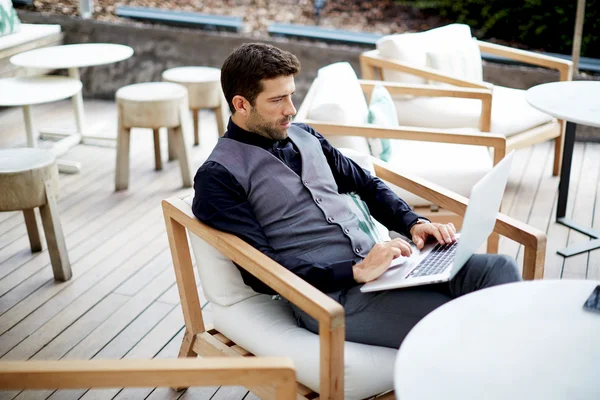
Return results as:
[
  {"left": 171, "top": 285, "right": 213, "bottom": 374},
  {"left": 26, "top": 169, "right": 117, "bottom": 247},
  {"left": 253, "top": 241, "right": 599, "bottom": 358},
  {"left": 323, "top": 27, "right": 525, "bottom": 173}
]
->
[
  {"left": 183, "top": 196, "right": 258, "bottom": 307},
  {"left": 426, "top": 37, "right": 483, "bottom": 83},
  {"left": 306, "top": 62, "right": 371, "bottom": 153},
  {"left": 377, "top": 23, "right": 480, "bottom": 84}
]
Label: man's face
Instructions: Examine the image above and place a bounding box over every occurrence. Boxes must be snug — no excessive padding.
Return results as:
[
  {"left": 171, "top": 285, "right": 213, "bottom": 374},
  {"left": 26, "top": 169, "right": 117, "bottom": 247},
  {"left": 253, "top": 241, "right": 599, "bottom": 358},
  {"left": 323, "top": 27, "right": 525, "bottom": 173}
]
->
[{"left": 245, "top": 76, "right": 297, "bottom": 141}]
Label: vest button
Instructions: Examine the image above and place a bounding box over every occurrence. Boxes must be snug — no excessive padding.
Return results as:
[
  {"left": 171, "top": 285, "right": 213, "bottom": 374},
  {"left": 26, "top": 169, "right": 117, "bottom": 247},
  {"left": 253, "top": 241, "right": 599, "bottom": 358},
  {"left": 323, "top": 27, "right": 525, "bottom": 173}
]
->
[
  {"left": 327, "top": 216, "right": 334, "bottom": 223},
  {"left": 314, "top": 197, "right": 321, "bottom": 204},
  {"left": 354, "top": 247, "right": 362, "bottom": 254},
  {"left": 303, "top": 180, "right": 308, "bottom": 186},
  {"left": 343, "top": 228, "right": 350, "bottom": 234}
]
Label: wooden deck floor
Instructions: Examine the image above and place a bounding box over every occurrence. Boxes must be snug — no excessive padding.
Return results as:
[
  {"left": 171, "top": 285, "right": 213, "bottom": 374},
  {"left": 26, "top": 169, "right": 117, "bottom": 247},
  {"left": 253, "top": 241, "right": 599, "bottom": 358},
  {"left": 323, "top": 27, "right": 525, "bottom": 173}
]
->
[{"left": 1, "top": 99, "right": 599, "bottom": 400}]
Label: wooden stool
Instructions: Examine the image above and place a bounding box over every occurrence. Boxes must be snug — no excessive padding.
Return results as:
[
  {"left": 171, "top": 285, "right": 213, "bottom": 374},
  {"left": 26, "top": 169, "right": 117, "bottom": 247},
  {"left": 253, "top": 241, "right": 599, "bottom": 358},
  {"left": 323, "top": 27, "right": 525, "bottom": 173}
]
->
[
  {"left": 115, "top": 82, "right": 192, "bottom": 191},
  {"left": 162, "top": 67, "right": 226, "bottom": 146},
  {"left": 0, "top": 148, "right": 72, "bottom": 281}
]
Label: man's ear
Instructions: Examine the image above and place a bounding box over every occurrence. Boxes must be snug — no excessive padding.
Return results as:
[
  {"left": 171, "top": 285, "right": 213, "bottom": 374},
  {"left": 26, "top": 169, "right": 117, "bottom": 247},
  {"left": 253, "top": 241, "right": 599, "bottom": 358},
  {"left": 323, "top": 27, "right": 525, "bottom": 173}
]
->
[{"left": 232, "top": 95, "right": 251, "bottom": 116}]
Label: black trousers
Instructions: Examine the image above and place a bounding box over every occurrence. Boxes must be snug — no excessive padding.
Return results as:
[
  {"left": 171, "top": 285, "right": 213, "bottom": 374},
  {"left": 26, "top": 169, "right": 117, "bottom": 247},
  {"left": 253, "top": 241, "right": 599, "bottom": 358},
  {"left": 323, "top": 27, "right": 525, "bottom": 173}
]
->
[{"left": 289, "top": 254, "right": 521, "bottom": 349}]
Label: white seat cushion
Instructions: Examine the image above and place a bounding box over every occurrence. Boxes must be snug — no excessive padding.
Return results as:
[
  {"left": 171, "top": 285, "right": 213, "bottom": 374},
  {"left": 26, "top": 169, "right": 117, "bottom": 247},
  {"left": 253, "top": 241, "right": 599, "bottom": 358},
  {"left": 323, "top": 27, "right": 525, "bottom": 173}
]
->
[
  {"left": 211, "top": 294, "right": 396, "bottom": 400},
  {"left": 0, "top": 24, "right": 61, "bottom": 51},
  {"left": 394, "top": 85, "right": 554, "bottom": 137},
  {"left": 385, "top": 135, "right": 493, "bottom": 206}
]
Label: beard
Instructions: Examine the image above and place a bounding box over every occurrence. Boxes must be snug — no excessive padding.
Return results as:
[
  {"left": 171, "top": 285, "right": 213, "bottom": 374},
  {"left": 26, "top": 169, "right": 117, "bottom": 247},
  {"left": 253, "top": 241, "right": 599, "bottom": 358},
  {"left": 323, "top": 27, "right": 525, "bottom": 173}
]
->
[{"left": 246, "top": 108, "right": 291, "bottom": 141}]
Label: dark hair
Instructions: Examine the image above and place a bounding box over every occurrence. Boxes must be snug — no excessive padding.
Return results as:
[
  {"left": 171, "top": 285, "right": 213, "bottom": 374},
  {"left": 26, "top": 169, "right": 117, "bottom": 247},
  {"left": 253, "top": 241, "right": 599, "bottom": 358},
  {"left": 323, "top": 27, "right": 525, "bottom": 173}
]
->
[{"left": 221, "top": 43, "right": 301, "bottom": 113}]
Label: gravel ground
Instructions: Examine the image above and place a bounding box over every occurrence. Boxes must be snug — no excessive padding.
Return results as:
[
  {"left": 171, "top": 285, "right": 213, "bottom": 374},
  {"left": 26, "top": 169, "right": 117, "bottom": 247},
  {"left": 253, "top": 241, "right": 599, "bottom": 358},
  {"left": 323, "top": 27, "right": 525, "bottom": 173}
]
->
[{"left": 19, "top": 0, "right": 450, "bottom": 37}]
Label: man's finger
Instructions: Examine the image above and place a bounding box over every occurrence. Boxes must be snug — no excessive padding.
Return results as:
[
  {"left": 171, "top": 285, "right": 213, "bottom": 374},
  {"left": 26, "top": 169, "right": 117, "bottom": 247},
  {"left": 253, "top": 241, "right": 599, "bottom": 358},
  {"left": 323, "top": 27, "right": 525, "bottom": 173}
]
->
[
  {"left": 448, "top": 223, "right": 457, "bottom": 238},
  {"left": 388, "top": 239, "right": 412, "bottom": 256},
  {"left": 438, "top": 225, "right": 453, "bottom": 244},
  {"left": 427, "top": 225, "right": 445, "bottom": 245}
]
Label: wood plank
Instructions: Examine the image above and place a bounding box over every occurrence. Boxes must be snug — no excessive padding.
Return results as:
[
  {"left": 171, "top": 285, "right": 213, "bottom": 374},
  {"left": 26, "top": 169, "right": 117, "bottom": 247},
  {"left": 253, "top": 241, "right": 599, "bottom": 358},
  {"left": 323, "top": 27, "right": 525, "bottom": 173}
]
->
[
  {"left": 562, "top": 143, "right": 600, "bottom": 279},
  {"left": 0, "top": 229, "right": 167, "bottom": 359}
]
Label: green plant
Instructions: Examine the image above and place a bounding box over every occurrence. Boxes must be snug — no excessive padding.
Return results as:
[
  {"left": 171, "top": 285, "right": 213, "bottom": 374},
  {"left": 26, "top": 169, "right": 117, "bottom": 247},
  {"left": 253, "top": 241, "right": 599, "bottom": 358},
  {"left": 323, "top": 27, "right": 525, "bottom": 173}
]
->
[{"left": 400, "top": 0, "right": 599, "bottom": 58}]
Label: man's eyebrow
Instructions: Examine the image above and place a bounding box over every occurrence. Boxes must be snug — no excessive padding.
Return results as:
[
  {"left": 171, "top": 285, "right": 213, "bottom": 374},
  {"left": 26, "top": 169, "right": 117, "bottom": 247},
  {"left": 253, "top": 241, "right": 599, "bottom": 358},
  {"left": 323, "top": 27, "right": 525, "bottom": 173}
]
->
[{"left": 266, "top": 90, "right": 295, "bottom": 100}]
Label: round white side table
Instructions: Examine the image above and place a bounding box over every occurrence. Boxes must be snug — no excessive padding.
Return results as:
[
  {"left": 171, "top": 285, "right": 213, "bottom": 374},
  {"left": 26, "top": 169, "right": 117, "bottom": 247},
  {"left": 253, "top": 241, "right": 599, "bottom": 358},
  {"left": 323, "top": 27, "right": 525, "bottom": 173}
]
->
[{"left": 395, "top": 279, "right": 600, "bottom": 400}]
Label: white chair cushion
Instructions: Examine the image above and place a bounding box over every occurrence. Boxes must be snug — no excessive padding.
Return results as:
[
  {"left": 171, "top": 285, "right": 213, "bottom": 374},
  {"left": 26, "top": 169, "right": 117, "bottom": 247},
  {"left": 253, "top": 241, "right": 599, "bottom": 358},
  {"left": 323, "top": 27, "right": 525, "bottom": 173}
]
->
[
  {"left": 0, "top": 24, "right": 61, "bottom": 51},
  {"left": 394, "top": 85, "right": 554, "bottom": 137},
  {"left": 376, "top": 24, "right": 475, "bottom": 84},
  {"left": 183, "top": 196, "right": 258, "bottom": 307},
  {"left": 306, "top": 62, "right": 371, "bottom": 154},
  {"left": 385, "top": 135, "right": 493, "bottom": 206},
  {"left": 211, "top": 294, "right": 396, "bottom": 400},
  {"left": 426, "top": 37, "right": 483, "bottom": 83}
]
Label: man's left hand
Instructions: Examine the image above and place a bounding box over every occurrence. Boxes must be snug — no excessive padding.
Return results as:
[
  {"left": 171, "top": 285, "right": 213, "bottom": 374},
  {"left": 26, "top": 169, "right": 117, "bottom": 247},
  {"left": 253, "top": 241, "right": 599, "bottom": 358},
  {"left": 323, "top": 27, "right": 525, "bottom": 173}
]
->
[{"left": 410, "top": 222, "right": 457, "bottom": 250}]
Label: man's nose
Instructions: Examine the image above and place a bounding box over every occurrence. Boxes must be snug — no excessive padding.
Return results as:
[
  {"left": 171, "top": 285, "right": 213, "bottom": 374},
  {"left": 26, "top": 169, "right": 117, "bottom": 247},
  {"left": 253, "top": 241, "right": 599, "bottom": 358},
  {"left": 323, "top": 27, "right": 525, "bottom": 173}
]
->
[{"left": 284, "top": 98, "right": 296, "bottom": 116}]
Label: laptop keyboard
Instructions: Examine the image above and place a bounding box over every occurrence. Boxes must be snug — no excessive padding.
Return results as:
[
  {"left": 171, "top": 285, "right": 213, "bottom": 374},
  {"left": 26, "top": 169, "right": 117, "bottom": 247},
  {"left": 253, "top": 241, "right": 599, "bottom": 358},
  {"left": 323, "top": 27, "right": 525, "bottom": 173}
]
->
[{"left": 407, "top": 241, "right": 459, "bottom": 278}]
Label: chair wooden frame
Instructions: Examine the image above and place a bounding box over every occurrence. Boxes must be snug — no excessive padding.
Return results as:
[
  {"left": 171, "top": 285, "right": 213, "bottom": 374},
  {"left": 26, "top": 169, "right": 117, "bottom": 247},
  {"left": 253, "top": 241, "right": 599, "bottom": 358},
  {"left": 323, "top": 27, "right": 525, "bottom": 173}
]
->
[
  {"left": 296, "top": 78, "right": 505, "bottom": 252},
  {"left": 360, "top": 41, "right": 573, "bottom": 177},
  {"left": 0, "top": 358, "right": 296, "bottom": 399},
  {"left": 161, "top": 159, "right": 546, "bottom": 400}
]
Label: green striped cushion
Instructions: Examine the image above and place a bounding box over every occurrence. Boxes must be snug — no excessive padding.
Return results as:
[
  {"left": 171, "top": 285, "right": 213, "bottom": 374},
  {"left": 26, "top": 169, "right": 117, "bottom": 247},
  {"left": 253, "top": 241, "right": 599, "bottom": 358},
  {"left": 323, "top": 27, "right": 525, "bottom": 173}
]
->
[{"left": 0, "top": 0, "right": 21, "bottom": 37}]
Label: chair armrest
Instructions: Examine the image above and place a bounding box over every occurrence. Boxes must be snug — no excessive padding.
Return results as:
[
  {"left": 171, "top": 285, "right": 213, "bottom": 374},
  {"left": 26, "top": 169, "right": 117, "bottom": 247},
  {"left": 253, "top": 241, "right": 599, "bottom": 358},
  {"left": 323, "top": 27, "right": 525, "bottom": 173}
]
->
[
  {"left": 359, "top": 80, "right": 493, "bottom": 131},
  {"left": 162, "top": 197, "right": 344, "bottom": 399},
  {"left": 301, "top": 120, "right": 506, "bottom": 162},
  {"left": 372, "top": 158, "right": 546, "bottom": 280},
  {"left": 478, "top": 41, "right": 573, "bottom": 81},
  {"left": 0, "top": 358, "right": 296, "bottom": 399},
  {"left": 360, "top": 50, "right": 491, "bottom": 90}
]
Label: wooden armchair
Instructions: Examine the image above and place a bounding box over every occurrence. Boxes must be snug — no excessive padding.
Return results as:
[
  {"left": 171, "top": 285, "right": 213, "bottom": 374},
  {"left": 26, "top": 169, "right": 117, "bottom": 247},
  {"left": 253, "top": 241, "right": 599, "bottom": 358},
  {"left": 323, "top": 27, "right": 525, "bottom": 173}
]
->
[
  {"left": 161, "top": 156, "right": 546, "bottom": 400},
  {"left": 359, "top": 24, "right": 573, "bottom": 176},
  {"left": 0, "top": 358, "right": 296, "bottom": 399},
  {"left": 296, "top": 73, "right": 506, "bottom": 252}
]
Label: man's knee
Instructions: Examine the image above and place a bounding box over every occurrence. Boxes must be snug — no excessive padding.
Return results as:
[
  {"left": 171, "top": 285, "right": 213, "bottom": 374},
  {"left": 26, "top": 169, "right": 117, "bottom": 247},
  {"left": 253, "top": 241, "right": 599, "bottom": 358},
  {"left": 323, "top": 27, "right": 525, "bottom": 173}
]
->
[{"left": 486, "top": 254, "right": 521, "bottom": 283}]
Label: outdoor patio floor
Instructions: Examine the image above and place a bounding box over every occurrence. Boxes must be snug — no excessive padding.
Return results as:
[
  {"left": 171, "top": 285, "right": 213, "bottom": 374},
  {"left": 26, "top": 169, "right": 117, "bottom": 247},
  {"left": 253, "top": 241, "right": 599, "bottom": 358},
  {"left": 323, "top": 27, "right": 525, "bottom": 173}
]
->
[{"left": 1, "top": 99, "right": 599, "bottom": 400}]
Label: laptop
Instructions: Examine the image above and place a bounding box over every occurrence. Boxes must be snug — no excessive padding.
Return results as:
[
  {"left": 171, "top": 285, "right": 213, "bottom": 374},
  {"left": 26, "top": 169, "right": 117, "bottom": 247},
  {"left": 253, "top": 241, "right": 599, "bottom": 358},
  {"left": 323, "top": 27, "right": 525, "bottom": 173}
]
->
[{"left": 360, "top": 151, "right": 514, "bottom": 292}]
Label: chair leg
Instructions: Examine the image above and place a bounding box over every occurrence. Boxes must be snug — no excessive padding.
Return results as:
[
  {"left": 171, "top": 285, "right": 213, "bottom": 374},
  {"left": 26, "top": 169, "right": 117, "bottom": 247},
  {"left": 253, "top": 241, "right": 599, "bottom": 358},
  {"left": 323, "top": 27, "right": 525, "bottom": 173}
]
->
[
  {"left": 39, "top": 180, "right": 72, "bottom": 282},
  {"left": 192, "top": 108, "right": 200, "bottom": 146},
  {"left": 153, "top": 129, "right": 162, "bottom": 171},
  {"left": 169, "top": 126, "right": 192, "bottom": 188},
  {"left": 487, "top": 232, "right": 500, "bottom": 254},
  {"left": 553, "top": 121, "right": 566, "bottom": 176},
  {"left": 168, "top": 128, "right": 177, "bottom": 162},
  {"left": 23, "top": 209, "right": 42, "bottom": 252},
  {"left": 115, "top": 118, "right": 131, "bottom": 191},
  {"left": 214, "top": 105, "right": 225, "bottom": 137}
]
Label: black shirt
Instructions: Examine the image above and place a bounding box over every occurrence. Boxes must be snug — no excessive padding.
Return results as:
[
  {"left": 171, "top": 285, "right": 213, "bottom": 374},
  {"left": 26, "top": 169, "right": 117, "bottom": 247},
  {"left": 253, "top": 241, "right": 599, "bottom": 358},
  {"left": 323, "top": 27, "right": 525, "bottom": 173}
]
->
[{"left": 192, "top": 120, "right": 424, "bottom": 294}]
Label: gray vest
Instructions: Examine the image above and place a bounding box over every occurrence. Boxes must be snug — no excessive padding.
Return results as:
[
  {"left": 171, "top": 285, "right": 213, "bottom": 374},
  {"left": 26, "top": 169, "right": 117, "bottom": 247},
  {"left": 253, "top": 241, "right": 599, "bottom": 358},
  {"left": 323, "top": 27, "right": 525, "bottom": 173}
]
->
[{"left": 207, "top": 125, "right": 374, "bottom": 265}]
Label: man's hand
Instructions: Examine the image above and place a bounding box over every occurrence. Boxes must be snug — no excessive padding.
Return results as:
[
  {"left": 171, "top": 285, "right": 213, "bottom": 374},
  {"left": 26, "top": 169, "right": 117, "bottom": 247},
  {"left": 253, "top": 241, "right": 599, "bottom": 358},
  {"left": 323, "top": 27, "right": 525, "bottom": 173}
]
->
[
  {"left": 352, "top": 238, "right": 412, "bottom": 283},
  {"left": 410, "top": 222, "right": 457, "bottom": 250}
]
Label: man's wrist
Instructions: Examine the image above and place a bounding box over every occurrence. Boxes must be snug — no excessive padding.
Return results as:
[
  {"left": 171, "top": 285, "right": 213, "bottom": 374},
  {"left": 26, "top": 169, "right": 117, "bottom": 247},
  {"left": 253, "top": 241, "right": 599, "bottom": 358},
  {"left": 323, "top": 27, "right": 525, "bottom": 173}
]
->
[{"left": 409, "top": 218, "right": 430, "bottom": 236}]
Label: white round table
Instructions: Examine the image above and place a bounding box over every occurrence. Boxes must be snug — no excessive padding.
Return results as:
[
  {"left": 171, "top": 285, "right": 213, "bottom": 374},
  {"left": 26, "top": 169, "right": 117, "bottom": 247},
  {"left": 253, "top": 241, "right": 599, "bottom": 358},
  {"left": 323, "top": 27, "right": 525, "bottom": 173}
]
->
[
  {"left": 0, "top": 77, "right": 82, "bottom": 172},
  {"left": 526, "top": 81, "right": 600, "bottom": 257},
  {"left": 9, "top": 43, "right": 134, "bottom": 172},
  {"left": 395, "top": 280, "right": 600, "bottom": 400}
]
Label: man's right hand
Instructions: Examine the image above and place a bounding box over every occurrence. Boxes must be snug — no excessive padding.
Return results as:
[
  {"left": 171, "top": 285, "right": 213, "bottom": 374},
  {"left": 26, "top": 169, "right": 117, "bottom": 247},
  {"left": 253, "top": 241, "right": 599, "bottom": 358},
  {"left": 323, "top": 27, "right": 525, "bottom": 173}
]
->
[{"left": 352, "top": 238, "right": 412, "bottom": 283}]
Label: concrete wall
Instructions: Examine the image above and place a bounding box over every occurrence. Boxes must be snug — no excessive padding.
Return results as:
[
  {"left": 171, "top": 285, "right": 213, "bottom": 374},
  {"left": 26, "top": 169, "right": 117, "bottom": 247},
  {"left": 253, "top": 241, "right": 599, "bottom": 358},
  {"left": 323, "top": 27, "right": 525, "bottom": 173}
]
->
[{"left": 18, "top": 10, "right": 599, "bottom": 141}]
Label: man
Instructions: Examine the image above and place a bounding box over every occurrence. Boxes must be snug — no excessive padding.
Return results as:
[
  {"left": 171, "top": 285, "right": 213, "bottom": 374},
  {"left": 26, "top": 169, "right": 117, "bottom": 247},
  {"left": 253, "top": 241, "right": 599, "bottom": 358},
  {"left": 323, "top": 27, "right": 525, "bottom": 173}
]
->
[{"left": 193, "top": 43, "right": 520, "bottom": 349}]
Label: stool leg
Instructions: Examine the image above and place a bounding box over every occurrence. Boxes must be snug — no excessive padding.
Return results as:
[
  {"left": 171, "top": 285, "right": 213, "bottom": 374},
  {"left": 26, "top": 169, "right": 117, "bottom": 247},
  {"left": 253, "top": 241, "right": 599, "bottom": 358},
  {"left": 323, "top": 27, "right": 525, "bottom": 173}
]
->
[
  {"left": 192, "top": 108, "right": 200, "bottom": 146},
  {"left": 168, "top": 128, "right": 177, "bottom": 161},
  {"left": 169, "top": 126, "right": 192, "bottom": 188},
  {"left": 39, "top": 180, "right": 72, "bottom": 281},
  {"left": 23, "top": 209, "right": 42, "bottom": 252},
  {"left": 115, "top": 117, "right": 131, "bottom": 191},
  {"left": 153, "top": 129, "right": 162, "bottom": 171},
  {"left": 214, "top": 105, "right": 225, "bottom": 137}
]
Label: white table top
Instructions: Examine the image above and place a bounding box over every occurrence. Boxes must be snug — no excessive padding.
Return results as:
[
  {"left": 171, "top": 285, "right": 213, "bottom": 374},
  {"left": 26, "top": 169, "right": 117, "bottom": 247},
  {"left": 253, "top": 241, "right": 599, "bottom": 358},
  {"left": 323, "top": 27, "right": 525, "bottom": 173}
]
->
[
  {"left": 162, "top": 66, "right": 221, "bottom": 83},
  {"left": 395, "top": 279, "right": 600, "bottom": 400},
  {"left": 0, "top": 77, "right": 82, "bottom": 106},
  {"left": 10, "top": 43, "right": 134, "bottom": 69},
  {"left": 0, "top": 148, "right": 56, "bottom": 174},
  {"left": 526, "top": 81, "right": 600, "bottom": 128}
]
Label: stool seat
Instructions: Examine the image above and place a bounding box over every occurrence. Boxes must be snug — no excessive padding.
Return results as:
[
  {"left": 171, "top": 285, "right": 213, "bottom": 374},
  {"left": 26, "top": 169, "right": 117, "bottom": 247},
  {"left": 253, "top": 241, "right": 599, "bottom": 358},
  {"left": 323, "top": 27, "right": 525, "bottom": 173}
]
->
[
  {"left": 116, "top": 82, "right": 187, "bottom": 103},
  {"left": 162, "top": 66, "right": 226, "bottom": 145},
  {"left": 0, "top": 148, "right": 59, "bottom": 211},
  {"left": 115, "top": 82, "right": 192, "bottom": 191},
  {"left": 0, "top": 148, "right": 71, "bottom": 281}
]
